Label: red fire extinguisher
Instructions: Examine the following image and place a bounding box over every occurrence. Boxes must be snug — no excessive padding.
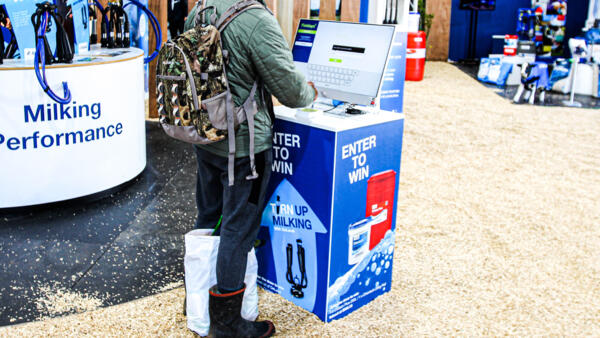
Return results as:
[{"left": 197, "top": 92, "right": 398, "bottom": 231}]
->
[{"left": 405, "top": 31, "right": 426, "bottom": 81}]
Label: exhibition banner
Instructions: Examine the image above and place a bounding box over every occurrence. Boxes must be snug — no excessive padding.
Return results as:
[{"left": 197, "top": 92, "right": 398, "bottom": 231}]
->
[{"left": 380, "top": 31, "right": 407, "bottom": 112}]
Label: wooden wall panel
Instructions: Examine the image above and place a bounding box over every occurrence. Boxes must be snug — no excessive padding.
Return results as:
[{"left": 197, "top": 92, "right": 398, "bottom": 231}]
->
[
  {"left": 426, "top": 0, "right": 451, "bottom": 61},
  {"left": 319, "top": 0, "right": 337, "bottom": 20},
  {"left": 276, "top": 0, "right": 294, "bottom": 44},
  {"left": 265, "top": 0, "right": 278, "bottom": 16},
  {"left": 340, "top": 0, "right": 361, "bottom": 22},
  {"left": 149, "top": 0, "right": 168, "bottom": 119},
  {"left": 293, "top": 0, "right": 310, "bottom": 38},
  {"left": 188, "top": 0, "right": 196, "bottom": 14}
]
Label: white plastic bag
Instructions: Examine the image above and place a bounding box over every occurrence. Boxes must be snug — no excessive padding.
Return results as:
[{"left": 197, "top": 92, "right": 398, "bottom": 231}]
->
[{"left": 184, "top": 229, "right": 259, "bottom": 336}]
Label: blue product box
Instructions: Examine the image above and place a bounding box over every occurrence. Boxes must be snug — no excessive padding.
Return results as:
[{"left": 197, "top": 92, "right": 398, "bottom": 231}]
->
[{"left": 256, "top": 110, "right": 404, "bottom": 322}]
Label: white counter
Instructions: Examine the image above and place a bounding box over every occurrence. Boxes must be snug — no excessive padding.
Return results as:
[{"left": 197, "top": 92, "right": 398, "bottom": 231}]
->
[{"left": 0, "top": 48, "right": 146, "bottom": 208}]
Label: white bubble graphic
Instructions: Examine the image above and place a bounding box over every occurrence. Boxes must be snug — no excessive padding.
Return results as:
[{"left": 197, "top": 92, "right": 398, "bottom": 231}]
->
[
  {"left": 327, "top": 231, "right": 395, "bottom": 312},
  {"left": 376, "top": 267, "right": 381, "bottom": 275},
  {"left": 385, "top": 261, "right": 390, "bottom": 269}
]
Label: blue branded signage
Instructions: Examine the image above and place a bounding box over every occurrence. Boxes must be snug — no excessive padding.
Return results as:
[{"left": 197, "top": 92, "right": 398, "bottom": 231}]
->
[
  {"left": 68, "top": 0, "right": 90, "bottom": 54},
  {"left": 2, "top": 1, "right": 43, "bottom": 59},
  {"left": 292, "top": 20, "right": 319, "bottom": 63},
  {"left": 380, "top": 31, "right": 407, "bottom": 112},
  {"left": 256, "top": 114, "right": 404, "bottom": 322},
  {"left": 125, "top": 0, "right": 150, "bottom": 91},
  {"left": 0, "top": 101, "right": 126, "bottom": 152}
]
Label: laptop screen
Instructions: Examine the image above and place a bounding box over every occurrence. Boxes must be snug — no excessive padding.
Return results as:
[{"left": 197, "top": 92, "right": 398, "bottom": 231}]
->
[{"left": 292, "top": 19, "right": 395, "bottom": 105}]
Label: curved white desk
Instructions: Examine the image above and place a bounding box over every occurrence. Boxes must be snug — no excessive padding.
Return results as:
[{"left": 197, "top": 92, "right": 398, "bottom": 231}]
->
[{"left": 0, "top": 48, "right": 146, "bottom": 208}]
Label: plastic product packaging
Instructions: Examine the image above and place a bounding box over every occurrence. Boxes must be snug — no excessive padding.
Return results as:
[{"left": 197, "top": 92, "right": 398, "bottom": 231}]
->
[
  {"left": 550, "top": 59, "right": 570, "bottom": 93},
  {"left": 496, "top": 62, "right": 514, "bottom": 87},
  {"left": 184, "top": 229, "right": 259, "bottom": 336},
  {"left": 477, "top": 58, "right": 491, "bottom": 82},
  {"left": 486, "top": 57, "right": 502, "bottom": 83}
]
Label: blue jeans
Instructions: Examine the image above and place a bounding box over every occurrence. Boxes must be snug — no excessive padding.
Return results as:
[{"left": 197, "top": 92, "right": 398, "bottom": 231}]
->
[{"left": 194, "top": 146, "right": 272, "bottom": 290}]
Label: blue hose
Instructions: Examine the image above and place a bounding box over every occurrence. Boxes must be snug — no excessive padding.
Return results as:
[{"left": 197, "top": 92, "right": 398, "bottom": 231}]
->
[
  {"left": 123, "top": 0, "right": 161, "bottom": 63},
  {"left": 34, "top": 10, "right": 71, "bottom": 104}
]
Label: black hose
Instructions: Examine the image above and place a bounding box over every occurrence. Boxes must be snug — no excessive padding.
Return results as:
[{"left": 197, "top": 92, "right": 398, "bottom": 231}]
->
[
  {"left": 286, "top": 243, "right": 294, "bottom": 284},
  {"left": 296, "top": 239, "right": 307, "bottom": 288},
  {"left": 89, "top": 4, "right": 97, "bottom": 44},
  {"left": 392, "top": 0, "right": 399, "bottom": 25},
  {"left": 383, "top": 0, "right": 389, "bottom": 24},
  {"left": 31, "top": 2, "right": 73, "bottom": 64}
]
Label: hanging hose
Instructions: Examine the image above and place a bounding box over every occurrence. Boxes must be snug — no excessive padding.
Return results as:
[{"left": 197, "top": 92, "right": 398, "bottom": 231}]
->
[
  {"left": 91, "top": 0, "right": 110, "bottom": 47},
  {"left": 88, "top": 2, "right": 98, "bottom": 44},
  {"left": 286, "top": 243, "right": 294, "bottom": 285},
  {"left": 123, "top": 0, "right": 161, "bottom": 63},
  {"left": 31, "top": 2, "right": 73, "bottom": 104}
]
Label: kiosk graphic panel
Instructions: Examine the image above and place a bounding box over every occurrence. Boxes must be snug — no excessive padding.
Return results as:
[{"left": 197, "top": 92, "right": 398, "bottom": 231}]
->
[
  {"left": 256, "top": 119, "right": 335, "bottom": 320},
  {"left": 257, "top": 111, "right": 404, "bottom": 322}
]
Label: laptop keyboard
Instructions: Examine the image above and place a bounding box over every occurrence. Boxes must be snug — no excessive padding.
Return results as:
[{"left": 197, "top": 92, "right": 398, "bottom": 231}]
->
[{"left": 307, "top": 64, "right": 358, "bottom": 87}]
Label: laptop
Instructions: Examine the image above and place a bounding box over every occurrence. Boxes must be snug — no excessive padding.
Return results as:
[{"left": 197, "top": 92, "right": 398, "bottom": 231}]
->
[{"left": 292, "top": 19, "right": 396, "bottom": 107}]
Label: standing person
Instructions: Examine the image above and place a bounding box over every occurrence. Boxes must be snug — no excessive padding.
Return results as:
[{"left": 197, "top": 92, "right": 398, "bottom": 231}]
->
[
  {"left": 184, "top": 0, "right": 318, "bottom": 337},
  {"left": 168, "top": 0, "right": 187, "bottom": 38}
]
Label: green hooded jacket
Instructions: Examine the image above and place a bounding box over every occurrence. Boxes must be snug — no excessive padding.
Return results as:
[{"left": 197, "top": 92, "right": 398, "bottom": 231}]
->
[{"left": 184, "top": 0, "right": 315, "bottom": 158}]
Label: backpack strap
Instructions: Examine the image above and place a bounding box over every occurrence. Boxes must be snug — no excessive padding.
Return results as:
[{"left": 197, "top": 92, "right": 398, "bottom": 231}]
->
[
  {"left": 226, "top": 90, "right": 236, "bottom": 186},
  {"left": 216, "top": 0, "right": 266, "bottom": 32},
  {"left": 243, "top": 82, "right": 260, "bottom": 181},
  {"left": 169, "top": 42, "right": 200, "bottom": 112},
  {"left": 212, "top": 0, "right": 272, "bottom": 185}
]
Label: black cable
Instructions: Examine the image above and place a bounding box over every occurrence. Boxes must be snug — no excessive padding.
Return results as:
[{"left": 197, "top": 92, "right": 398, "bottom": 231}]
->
[{"left": 323, "top": 101, "right": 344, "bottom": 112}]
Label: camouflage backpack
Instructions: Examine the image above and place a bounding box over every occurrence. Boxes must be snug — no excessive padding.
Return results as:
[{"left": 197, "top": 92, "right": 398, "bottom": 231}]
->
[{"left": 155, "top": 0, "right": 269, "bottom": 186}]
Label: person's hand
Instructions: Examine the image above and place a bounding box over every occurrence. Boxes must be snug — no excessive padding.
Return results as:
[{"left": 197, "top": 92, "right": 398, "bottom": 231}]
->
[{"left": 308, "top": 81, "right": 318, "bottom": 101}]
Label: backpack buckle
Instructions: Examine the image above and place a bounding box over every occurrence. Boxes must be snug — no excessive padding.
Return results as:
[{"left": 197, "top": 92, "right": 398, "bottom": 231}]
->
[{"left": 246, "top": 165, "right": 259, "bottom": 181}]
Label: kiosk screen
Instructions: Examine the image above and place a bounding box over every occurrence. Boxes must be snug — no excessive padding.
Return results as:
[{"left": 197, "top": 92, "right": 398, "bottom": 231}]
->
[{"left": 292, "top": 19, "right": 395, "bottom": 106}]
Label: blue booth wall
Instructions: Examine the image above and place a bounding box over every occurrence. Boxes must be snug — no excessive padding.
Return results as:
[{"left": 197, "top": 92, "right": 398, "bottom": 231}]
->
[{"left": 449, "top": 0, "right": 589, "bottom": 61}]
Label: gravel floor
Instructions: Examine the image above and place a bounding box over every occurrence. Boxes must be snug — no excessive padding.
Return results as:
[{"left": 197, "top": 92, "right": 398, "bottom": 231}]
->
[{"left": 2, "top": 62, "right": 599, "bottom": 337}]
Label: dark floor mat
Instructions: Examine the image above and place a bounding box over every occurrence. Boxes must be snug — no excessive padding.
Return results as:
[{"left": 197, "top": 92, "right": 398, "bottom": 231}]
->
[{"left": 0, "top": 121, "right": 197, "bottom": 326}]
